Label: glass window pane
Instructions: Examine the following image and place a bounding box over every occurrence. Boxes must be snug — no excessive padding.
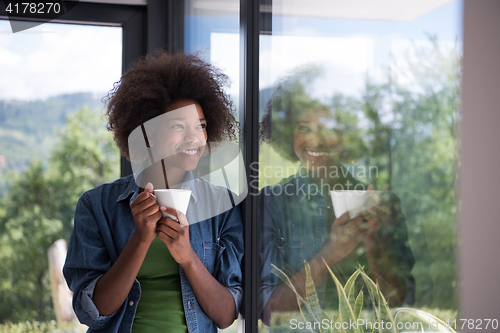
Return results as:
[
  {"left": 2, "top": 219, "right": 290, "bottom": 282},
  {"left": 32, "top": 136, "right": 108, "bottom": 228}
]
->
[
  {"left": 258, "top": 1, "right": 462, "bottom": 331},
  {"left": 184, "top": 2, "right": 243, "bottom": 332},
  {"left": 0, "top": 20, "right": 121, "bottom": 328}
]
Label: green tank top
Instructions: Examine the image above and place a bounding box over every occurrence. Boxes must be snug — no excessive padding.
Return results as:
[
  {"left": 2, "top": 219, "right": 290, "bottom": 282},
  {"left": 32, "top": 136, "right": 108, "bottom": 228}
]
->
[{"left": 131, "top": 237, "right": 187, "bottom": 333}]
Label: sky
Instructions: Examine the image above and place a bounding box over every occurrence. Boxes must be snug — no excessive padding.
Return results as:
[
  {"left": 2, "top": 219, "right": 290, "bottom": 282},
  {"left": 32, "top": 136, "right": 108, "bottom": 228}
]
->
[
  {"left": 0, "top": 0, "right": 462, "bottom": 102},
  {"left": 208, "top": 0, "right": 463, "bottom": 100},
  {"left": 0, "top": 21, "right": 122, "bottom": 101}
]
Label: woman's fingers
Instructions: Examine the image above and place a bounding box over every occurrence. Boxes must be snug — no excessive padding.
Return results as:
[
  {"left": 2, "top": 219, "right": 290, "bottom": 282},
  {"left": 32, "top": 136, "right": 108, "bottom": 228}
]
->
[
  {"left": 333, "top": 211, "right": 351, "bottom": 226},
  {"left": 160, "top": 206, "right": 189, "bottom": 227},
  {"left": 131, "top": 192, "right": 157, "bottom": 212},
  {"left": 177, "top": 211, "right": 189, "bottom": 227},
  {"left": 157, "top": 217, "right": 188, "bottom": 236}
]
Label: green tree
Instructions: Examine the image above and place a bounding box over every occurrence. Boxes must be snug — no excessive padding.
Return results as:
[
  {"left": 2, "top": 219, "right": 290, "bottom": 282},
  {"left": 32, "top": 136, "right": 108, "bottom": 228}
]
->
[
  {"left": 361, "top": 37, "right": 461, "bottom": 309},
  {"left": 0, "top": 107, "right": 119, "bottom": 323}
]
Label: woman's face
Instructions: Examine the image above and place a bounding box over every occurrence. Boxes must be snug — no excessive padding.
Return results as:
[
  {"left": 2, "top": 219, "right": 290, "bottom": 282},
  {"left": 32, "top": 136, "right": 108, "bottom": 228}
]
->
[
  {"left": 293, "top": 108, "right": 342, "bottom": 169},
  {"left": 152, "top": 99, "right": 207, "bottom": 173}
]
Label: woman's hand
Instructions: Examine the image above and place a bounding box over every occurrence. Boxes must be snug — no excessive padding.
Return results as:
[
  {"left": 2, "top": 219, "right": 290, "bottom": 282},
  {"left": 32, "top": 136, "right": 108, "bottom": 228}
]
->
[
  {"left": 156, "top": 206, "right": 236, "bottom": 328},
  {"left": 360, "top": 184, "right": 392, "bottom": 244},
  {"left": 156, "top": 207, "right": 196, "bottom": 267},
  {"left": 130, "top": 182, "right": 162, "bottom": 244},
  {"left": 323, "top": 211, "right": 367, "bottom": 265},
  {"left": 93, "top": 182, "right": 161, "bottom": 317}
]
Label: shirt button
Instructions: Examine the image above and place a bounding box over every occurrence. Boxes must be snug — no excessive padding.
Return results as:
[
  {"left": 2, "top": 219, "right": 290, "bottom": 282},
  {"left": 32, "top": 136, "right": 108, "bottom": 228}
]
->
[{"left": 129, "top": 301, "right": 134, "bottom": 306}]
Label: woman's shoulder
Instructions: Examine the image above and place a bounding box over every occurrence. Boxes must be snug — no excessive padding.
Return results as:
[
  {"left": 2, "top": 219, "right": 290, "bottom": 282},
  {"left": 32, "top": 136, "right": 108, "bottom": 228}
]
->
[{"left": 79, "top": 174, "right": 137, "bottom": 205}]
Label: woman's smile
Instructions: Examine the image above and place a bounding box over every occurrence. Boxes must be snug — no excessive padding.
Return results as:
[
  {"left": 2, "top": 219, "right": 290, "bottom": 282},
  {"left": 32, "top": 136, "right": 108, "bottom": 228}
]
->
[
  {"left": 293, "top": 108, "right": 342, "bottom": 168},
  {"left": 305, "top": 149, "right": 335, "bottom": 157},
  {"left": 177, "top": 147, "right": 201, "bottom": 156},
  {"left": 151, "top": 99, "right": 208, "bottom": 180}
]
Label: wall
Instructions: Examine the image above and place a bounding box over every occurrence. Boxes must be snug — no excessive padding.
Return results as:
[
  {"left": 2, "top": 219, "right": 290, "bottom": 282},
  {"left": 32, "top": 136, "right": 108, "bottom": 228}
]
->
[{"left": 461, "top": 0, "right": 500, "bottom": 329}]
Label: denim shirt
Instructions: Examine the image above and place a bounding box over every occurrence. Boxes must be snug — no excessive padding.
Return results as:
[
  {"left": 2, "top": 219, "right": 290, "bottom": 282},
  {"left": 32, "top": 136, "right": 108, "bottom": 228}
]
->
[
  {"left": 259, "top": 170, "right": 415, "bottom": 327},
  {"left": 63, "top": 172, "right": 244, "bottom": 333}
]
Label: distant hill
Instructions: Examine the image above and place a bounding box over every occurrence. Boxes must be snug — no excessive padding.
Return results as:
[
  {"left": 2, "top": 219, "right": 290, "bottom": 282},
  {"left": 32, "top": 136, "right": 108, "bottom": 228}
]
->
[{"left": 0, "top": 92, "right": 106, "bottom": 195}]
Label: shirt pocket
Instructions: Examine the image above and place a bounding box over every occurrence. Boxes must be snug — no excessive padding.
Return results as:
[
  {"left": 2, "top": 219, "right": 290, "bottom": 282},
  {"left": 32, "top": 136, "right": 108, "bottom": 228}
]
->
[{"left": 202, "top": 241, "right": 226, "bottom": 275}]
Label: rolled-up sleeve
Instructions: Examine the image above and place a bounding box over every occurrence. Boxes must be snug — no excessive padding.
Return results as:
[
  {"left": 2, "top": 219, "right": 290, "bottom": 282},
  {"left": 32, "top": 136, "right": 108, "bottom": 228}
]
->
[
  {"left": 214, "top": 203, "right": 244, "bottom": 318},
  {"left": 63, "top": 193, "right": 121, "bottom": 330}
]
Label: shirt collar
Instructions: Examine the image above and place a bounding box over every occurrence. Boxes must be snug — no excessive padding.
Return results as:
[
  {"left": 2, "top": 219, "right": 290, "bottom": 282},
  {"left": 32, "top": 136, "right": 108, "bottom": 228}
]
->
[
  {"left": 117, "top": 175, "right": 139, "bottom": 203},
  {"left": 116, "top": 172, "right": 198, "bottom": 204}
]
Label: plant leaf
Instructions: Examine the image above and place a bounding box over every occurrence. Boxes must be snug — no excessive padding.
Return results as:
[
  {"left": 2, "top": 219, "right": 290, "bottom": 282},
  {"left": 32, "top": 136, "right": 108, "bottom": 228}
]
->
[
  {"left": 375, "top": 282, "right": 397, "bottom": 333},
  {"left": 345, "top": 270, "right": 361, "bottom": 310},
  {"left": 358, "top": 269, "right": 382, "bottom": 329},
  {"left": 353, "top": 290, "right": 363, "bottom": 319},
  {"left": 323, "top": 311, "right": 336, "bottom": 333},
  {"left": 395, "top": 308, "right": 457, "bottom": 333},
  {"left": 305, "top": 261, "right": 323, "bottom": 326},
  {"left": 271, "top": 264, "right": 317, "bottom": 330},
  {"left": 323, "top": 259, "right": 363, "bottom": 333}
]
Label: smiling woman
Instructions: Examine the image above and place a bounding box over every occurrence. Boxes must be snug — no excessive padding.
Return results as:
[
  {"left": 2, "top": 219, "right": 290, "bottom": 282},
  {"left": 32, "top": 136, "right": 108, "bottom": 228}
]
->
[
  {"left": 63, "top": 51, "right": 244, "bottom": 333},
  {"left": 258, "top": 70, "right": 416, "bottom": 329},
  {"left": 152, "top": 100, "right": 208, "bottom": 186},
  {"left": 257, "top": 1, "right": 462, "bottom": 331}
]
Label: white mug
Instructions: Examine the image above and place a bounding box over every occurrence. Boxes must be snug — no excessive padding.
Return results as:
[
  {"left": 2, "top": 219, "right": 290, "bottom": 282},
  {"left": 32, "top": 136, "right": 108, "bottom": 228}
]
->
[
  {"left": 152, "top": 189, "right": 192, "bottom": 222},
  {"left": 330, "top": 190, "right": 379, "bottom": 218}
]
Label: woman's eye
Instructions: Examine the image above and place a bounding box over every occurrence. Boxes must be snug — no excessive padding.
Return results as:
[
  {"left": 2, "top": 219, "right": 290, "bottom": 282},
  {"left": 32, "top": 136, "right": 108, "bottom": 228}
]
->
[
  {"left": 198, "top": 123, "right": 207, "bottom": 129},
  {"left": 172, "top": 124, "right": 184, "bottom": 129}
]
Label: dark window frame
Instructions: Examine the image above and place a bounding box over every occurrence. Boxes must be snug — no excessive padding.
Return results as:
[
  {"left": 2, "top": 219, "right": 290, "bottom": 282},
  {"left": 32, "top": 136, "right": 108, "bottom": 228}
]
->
[{"left": 240, "top": 0, "right": 261, "bottom": 332}]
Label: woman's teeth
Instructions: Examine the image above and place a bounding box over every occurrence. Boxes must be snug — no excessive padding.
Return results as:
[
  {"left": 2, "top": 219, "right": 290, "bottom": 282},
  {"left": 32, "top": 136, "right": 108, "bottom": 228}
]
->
[
  {"left": 179, "top": 148, "right": 198, "bottom": 155},
  {"left": 307, "top": 150, "right": 332, "bottom": 157}
]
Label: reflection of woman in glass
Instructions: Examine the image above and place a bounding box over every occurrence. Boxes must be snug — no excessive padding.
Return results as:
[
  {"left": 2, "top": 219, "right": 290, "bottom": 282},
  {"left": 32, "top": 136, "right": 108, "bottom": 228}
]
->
[
  {"left": 63, "top": 52, "right": 243, "bottom": 333},
  {"left": 259, "top": 71, "right": 415, "bottom": 326}
]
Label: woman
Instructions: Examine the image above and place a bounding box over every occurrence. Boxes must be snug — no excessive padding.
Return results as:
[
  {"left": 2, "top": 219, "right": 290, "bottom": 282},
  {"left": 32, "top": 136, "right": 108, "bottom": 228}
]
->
[
  {"left": 258, "top": 71, "right": 415, "bottom": 328},
  {"left": 63, "top": 52, "right": 244, "bottom": 333}
]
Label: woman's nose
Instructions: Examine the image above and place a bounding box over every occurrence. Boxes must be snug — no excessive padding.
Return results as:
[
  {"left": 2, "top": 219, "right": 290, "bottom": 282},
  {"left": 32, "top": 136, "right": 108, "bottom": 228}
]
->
[
  {"left": 305, "top": 132, "right": 322, "bottom": 145},
  {"left": 184, "top": 128, "right": 204, "bottom": 144},
  {"left": 307, "top": 126, "right": 339, "bottom": 144},
  {"left": 305, "top": 125, "right": 325, "bottom": 143}
]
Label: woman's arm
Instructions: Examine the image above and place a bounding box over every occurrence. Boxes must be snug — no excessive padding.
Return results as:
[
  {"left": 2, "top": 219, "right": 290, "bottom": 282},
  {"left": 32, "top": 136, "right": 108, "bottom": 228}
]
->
[
  {"left": 156, "top": 207, "right": 236, "bottom": 329},
  {"left": 361, "top": 187, "right": 414, "bottom": 306},
  {"left": 92, "top": 184, "right": 161, "bottom": 316},
  {"left": 261, "top": 212, "right": 365, "bottom": 324}
]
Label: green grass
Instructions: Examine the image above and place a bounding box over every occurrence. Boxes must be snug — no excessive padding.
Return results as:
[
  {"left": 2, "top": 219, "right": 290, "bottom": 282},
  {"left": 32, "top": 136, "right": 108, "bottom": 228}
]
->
[{"left": 0, "top": 321, "right": 86, "bottom": 333}]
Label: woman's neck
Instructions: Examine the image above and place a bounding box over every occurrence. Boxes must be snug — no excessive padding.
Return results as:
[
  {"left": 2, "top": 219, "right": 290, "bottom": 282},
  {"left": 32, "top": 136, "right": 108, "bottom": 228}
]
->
[{"left": 164, "top": 167, "right": 187, "bottom": 189}]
